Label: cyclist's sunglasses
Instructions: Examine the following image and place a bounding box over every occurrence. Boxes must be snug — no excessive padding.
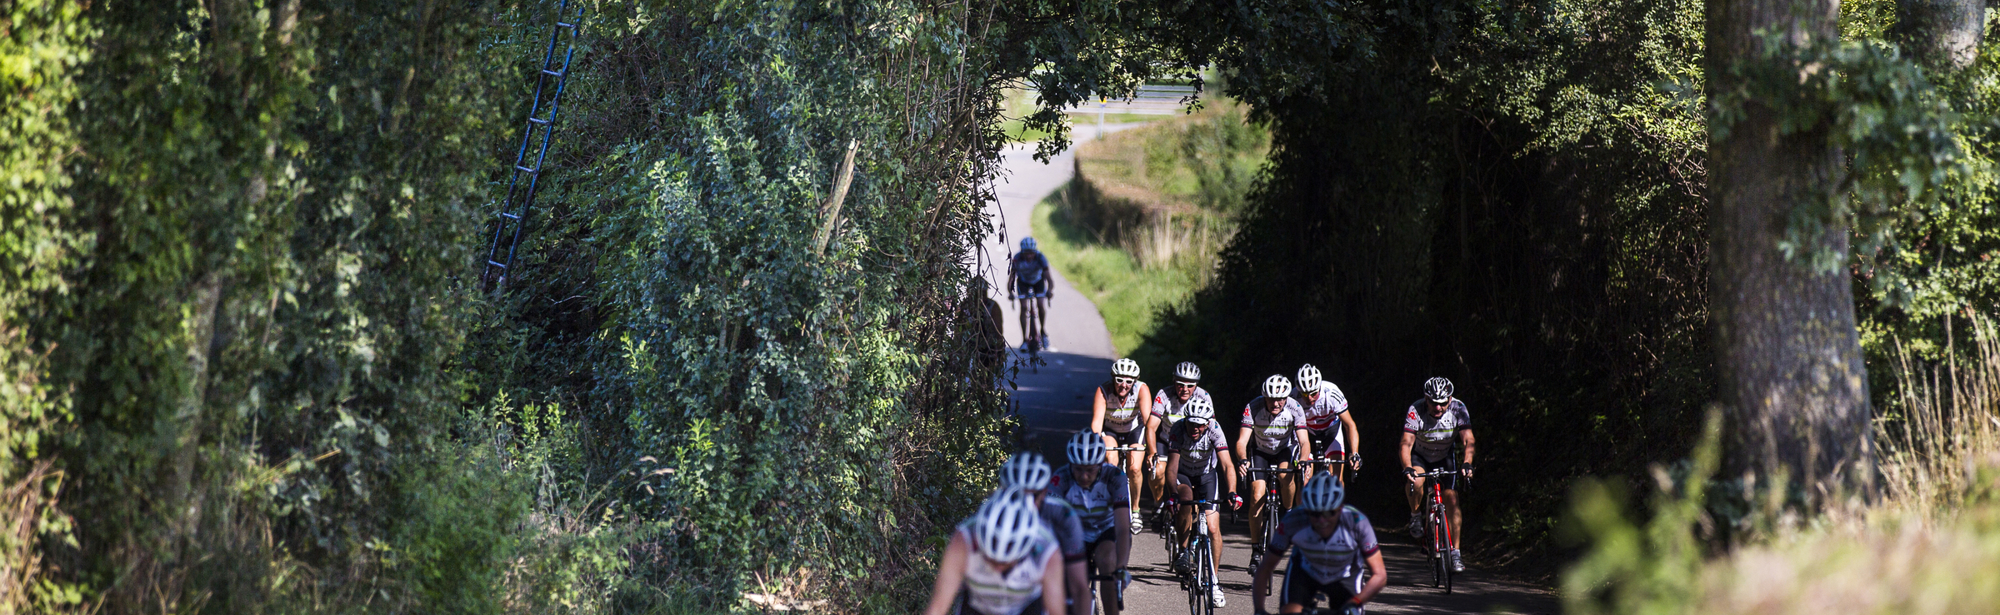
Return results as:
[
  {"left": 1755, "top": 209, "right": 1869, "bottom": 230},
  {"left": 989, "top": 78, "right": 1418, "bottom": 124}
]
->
[
  {"left": 1174, "top": 380, "right": 1197, "bottom": 388},
  {"left": 1310, "top": 510, "right": 1341, "bottom": 519},
  {"left": 1113, "top": 377, "right": 1136, "bottom": 386}
]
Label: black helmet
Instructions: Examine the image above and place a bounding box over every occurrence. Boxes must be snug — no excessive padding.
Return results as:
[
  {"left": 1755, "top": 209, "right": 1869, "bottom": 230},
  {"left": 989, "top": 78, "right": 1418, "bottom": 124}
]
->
[{"left": 1424, "top": 377, "right": 1454, "bottom": 403}]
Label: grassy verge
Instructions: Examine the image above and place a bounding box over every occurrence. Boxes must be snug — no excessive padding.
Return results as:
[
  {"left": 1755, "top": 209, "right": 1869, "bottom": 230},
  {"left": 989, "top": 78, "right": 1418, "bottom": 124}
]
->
[{"left": 1030, "top": 189, "right": 1197, "bottom": 356}]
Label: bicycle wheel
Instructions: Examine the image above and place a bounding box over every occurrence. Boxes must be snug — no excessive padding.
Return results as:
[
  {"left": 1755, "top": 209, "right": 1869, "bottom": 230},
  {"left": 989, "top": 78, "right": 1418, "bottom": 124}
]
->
[
  {"left": 1438, "top": 509, "right": 1454, "bottom": 594},
  {"left": 1430, "top": 509, "right": 1447, "bottom": 589},
  {"left": 1195, "top": 535, "right": 1216, "bottom": 615},
  {"left": 1185, "top": 535, "right": 1205, "bottom": 614}
]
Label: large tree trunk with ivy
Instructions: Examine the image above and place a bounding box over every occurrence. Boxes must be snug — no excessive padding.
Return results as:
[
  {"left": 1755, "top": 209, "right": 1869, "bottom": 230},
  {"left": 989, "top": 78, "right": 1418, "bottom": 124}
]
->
[
  {"left": 1706, "top": 0, "right": 1874, "bottom": 502},
  {"left": 1896, "top": 0, "right": 1985, "bottom": 70}
]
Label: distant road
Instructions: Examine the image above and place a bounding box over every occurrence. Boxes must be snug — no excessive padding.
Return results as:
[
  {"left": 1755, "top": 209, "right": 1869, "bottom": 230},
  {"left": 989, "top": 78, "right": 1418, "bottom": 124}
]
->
[{"left": 978, "top": 124, "right": 1559, "bottom": 614}]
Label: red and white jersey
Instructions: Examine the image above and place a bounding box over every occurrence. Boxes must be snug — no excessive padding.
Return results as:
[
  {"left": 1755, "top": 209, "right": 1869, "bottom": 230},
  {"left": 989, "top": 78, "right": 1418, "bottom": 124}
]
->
[{"left": 1295, "top": 381, "right": 1349, "bottom": 432}]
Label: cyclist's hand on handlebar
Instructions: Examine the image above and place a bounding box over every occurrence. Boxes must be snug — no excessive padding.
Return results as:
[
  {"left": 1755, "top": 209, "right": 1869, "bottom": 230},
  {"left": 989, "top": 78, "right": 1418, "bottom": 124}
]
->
[
  {"left": 1462, "top": 465, "right": 1475, "bottom": 480},
  {"left": 1163, "top": 496, "right": 1178, "bottom": 509},
  {"left": 1228, "top": 493, "right": 1243, "bottom": 510},
  {"left": 1351, "top": 453, "right": 1363, "bottom": 471}
]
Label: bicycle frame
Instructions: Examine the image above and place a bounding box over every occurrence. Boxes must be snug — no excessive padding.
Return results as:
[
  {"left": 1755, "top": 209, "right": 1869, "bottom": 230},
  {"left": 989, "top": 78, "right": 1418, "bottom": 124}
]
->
[
  {"left": 1409, "top": 467, "right": 1458, "bottom": 593},
  {"left": 1244, "top": 466, "right": 1300, "bottom": 572}
]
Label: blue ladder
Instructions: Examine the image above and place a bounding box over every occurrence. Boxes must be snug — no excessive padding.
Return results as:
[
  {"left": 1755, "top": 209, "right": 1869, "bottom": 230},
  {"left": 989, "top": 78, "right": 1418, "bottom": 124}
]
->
[{"left": 484, "top": 0, "right": 583, "bottom": 289}]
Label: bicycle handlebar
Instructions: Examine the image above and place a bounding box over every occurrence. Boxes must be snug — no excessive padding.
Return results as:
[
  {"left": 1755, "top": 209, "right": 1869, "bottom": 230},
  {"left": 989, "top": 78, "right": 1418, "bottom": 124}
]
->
[
  {"left": 1407, "top": 467, "right": 1459, "bottom": 478},
  {"left": 1107, "top": 445, "right": 1146, "bottom": 452}
]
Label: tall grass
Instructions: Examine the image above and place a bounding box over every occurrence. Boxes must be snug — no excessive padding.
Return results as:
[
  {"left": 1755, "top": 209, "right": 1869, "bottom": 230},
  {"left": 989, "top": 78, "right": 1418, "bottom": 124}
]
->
[{"left": 1562, "top": 316, "right": 2000, "bottom": 615}]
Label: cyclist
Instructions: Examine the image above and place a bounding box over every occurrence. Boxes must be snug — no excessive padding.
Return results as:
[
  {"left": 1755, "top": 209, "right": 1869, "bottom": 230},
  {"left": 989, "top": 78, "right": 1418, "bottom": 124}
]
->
[
  {"left": 920, "top": 492, "right": 1068, "bottom": 615},
  {"left": 1162, "top": 397, "right": 1239, "bottom": 608},
  {"left": 1250, "top": 474, "right": 1387, "bottom": 615},
  {"left": 1090, "top": 358, "right": 1151, "bottom": 529},
  {"left": 1294, "top": 364, "right": 1361, "bottom": 483},
  {"left": 1144, "top": 361, "right": 1212, "bottom": 508},
  {"left": 1236, "top": 374, "right": 1312, "bottom": 563},
  {"left": 1400, "top": 376, "right": 1476, "bottom": 573},
  {"left": 1000, "top": 453, "right": 1090, "bottom": 615},
  {"left": 1008, "top": 237, "right": 1054, "bottom": 352},
  {"left": 1051, "top": 432, "right": 1133, "bottom": 615}
]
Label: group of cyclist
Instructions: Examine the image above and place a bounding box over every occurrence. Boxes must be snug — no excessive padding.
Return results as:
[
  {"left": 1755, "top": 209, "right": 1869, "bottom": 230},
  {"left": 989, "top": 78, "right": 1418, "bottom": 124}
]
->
[{"left": 926, "top": 354, "right": 1481, "bottom": 615}]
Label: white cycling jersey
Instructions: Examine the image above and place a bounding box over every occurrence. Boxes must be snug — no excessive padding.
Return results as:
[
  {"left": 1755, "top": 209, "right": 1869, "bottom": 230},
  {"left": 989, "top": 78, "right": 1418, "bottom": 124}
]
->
[
  {"left": 1240, "top": 396, "right": 1307, "bottom": 455},
  {"left": 1296, "top": 381, "right": 1349, "bottom": 432},
  {"left": 1268, "top": 506, "right": 1378, "bottom": 588},
  {"left": 1098, "top": 381, "right": 1144, "bottom": 434},
  {"left": 1403, "top": 398, "right": 1471, "bottom": 461},
  {"left": 1151, "top": 386, "right": 1213, "bottom": 436},
  {"left": 955, "top": 522, "right": 1059, "bottom": 615}
]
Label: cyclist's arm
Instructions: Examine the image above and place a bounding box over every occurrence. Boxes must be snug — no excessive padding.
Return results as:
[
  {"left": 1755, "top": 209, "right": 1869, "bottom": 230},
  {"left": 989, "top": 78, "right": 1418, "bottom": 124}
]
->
[
  {"left": 1165, "top": 452, "right": 1181, "bottom": 479},
  {"left": 1217, "top": 449, "right": 1239, "bottom": 495},
  {"left": 1292, "top": 426, "right": 1312, "bottom": 461},
  {"left": 1089, "top": 389, "right": 1108, "bottom": 434},
  {"left": 1355, "top": 550, "right": 1388, "bottom": 604},
  {"left": 1399, "top": 432, "right": 1416, "bottom": 474},
  {"left": 1340, "top": 411, "right": 1362, "bottom": 459},
  {"left": 1232, "top": 426, "right": 1251, "bottom": 471},
  {"left": 1459, "top": 428, "right": 1476, "bottom": 467},
  {"left": 1250, "top": 547, "right": 1284, "bottom": 613},
  {"left": 920, "top": 532, "right": 972, "bottom": 615},
  {"left": 1038, "top": 549, "right": 1067, "bottom": 615},
  {"left": 1142, "top": 413, "right": 1160, "bottom": 459},
  {"left": 1135, "top": 384, "right": 1153, "bottom": 428}
]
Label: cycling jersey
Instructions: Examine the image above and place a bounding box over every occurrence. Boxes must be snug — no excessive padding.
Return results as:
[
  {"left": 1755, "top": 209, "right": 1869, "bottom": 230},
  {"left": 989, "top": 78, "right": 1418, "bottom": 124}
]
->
[
  {"left": 1267, "top": 506, "right": 1378, "bottom": 589},
  {"left": 1050, "top": 464, "right": 1131, "bottom": 539},
  {"left": 1167, "top": 420, "right": 1227, "bottom": 474},
  {"left": 1240, "top": 396, "right": 1308, "bottom": 455},
  {"left": 1151, "top": 386, "right": 1213, "bottom": 434},
  {"left": 955, "top": 521, "right": 1059, "bottom": 615},
  {"left": 1039, "top": 497, "right": 1087, "bottom": 563},
  {"left": 1403, "top": 399, "right": 1471, "bottom": 462},
  {"left": 1098, "top": 381, "right": 1144, "bottom": 434},
  {"left": 1295, "top": 381, "right": 1349, "bottom": 432},
  {"left": 1011, "top": 250, "right": 1050, "bottom": 286}
]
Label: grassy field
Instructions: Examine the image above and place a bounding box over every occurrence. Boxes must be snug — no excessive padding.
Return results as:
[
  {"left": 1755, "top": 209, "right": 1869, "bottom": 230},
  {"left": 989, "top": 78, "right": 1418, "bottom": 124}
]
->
[{"left": 1030, "top": 190, "right": 1198, "bottom": 356}]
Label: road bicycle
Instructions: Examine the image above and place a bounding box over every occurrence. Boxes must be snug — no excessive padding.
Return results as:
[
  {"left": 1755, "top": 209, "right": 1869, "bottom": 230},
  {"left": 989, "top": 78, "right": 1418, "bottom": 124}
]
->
[
  {"left": 1106, "top": 444, "right": 1147, "bottom": 534},
  {"left": 1243, "top": 465, "right": 1301, "bottom": 572},
  {"left": 1176, "top": 498, "right": 1219, "bottom": 615},
  {"left": 1407, "top": 466, "right": 1460, "bottom": 593},
  {"left": 1008, "top": 288, "right": 1051, "bottom": 359}
]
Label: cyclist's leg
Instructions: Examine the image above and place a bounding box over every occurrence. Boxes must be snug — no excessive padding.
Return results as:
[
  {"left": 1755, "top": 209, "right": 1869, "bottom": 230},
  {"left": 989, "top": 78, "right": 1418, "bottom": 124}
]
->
[
  {"left": 1442, "top": 456, "right": 1462, "bottom": 550},
  {"left": 1245, "top": 452, "right": 1270, "bottom": 541},
  {"left": 1091, "top": 537, "right": 1120, "bottom": 615},
  {"left": 1277, "top": 449, "right": 1299, "bottom": 509},
  {"left": 1033, "top": 281, "right": 1051, "bottom": 340},
  {"left": 1121, "top": 448, "right": 1144, "bottom": 514},
  {"left": 1145, "top": 453, "right": 1168, "bottom": 506},
  {"left": 1278, "top": 556, "right": 1314, "bottom": 614},
  {"left": 1173, "top": 475, "right": 1196, "bottom": 538},
  {"left": 1405, "top": 460, "right": 1428, "bottom": 516}
]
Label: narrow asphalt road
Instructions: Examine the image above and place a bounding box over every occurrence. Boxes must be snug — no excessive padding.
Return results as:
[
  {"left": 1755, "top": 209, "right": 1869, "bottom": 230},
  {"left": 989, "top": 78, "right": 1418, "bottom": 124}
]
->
[{"left": 978, "top": 126, "right": 1561, "bottom": 614}]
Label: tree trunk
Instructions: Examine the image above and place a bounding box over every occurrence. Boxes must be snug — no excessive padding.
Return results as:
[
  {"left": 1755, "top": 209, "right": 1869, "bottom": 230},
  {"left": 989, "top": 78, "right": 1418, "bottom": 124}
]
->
[
  {"left": 1706, "top": 0, "right": 1875, "bottom": 503},
  {"left": 1896, "top": 0, "right": 1985, "bottom": 70}
]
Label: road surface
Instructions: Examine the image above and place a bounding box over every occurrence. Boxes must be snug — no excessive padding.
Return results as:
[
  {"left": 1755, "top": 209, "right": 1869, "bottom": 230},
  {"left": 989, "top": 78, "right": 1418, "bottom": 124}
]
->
[{"left": 978, "top": 126, "right": 1561, "bottom": 614}]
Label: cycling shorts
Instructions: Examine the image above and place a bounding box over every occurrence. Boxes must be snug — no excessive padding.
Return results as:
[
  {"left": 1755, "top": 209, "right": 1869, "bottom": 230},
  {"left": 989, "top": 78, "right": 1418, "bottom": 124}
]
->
[
  {"left": 1282, "top": 556, "right": 1363, "bottom": 613},
  {"left": 1174, "top": 469, "right": 1218, "bottom": 511},
  {"left": 1248, "top": 444, "right": 1300, "bottom": 479},
  {"left": 1411, "top": 453, "right": 1460, "bottom": 492},
  {"left": 1083, "top": 525, "right": 1118, "bottom": 550},
  {"left": 1013, "top": 278, "right": 1051, "bottom": 298},
  {"left": 1306, "top": 426, "right": 1345, "bottom": 456},
  {"left": 958, "top": 594, "right": 1046, "bottom": 615},
  {"left": 1105, "top": 427, "right": 1141, "bottom": 447}
]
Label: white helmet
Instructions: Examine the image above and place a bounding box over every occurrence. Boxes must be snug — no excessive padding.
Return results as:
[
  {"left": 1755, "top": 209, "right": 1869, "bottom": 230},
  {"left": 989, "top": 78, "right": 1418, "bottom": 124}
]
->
[
  {"left": 1262, "top": 374, "right": 1293, "bottom": 399},
  {"left": 1296, "top": 364, "right": 1322, "bottom": 394},
  {"left": 1184, "top": 397, "right": 1215, "bottom": 424},
  {"left": 1111, "top": 358, "right": 1141, "bottom": 379},
  {"left": 999, "top": 452, "right": 1052, "bottom": 491},
  {"left": 1424, "top": 377, "right": 1454, "bottom": 403},
  {"left": 1066, "top": 431, "right": 1107, "bottom": 465},
  {"left": 1174, "top": 361, "right": 1201, "bottom": 382},
  {"left": 972, "top": 493, "right": 1043, "bottom": 562},
  {"left": 1021, "top": 237, "right": 1038, "bottom": 251},
  {"left": 1299, "top": 473, "right": 1345, "bottom": 512}
]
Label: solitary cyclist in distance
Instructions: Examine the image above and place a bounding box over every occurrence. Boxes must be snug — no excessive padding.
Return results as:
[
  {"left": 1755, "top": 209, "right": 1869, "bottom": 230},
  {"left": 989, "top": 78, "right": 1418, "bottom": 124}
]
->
[
  {"left": 1163, "top": 397, "right": 1238, "bottom": 609},
  {"left": 1052, "top": 432, "right": 1133, "bottom": 615},
  {"left": 999, "top": 454, "right": 1089, "bottom": 615},
  {"left": 1250, "top": 474, "right": 1387, "bottom": 615},
  {"left": 1008, "top": 237, "right": 1054, "bottom": 352},
  {"left": 1401, "top": 376, "right": 1476, "bottom": 573},
  {"left": 1237, "top": 374, "right": 1312, "bottom": 564},
  {"left": 919, "top": 491, "right": 1068, "bottom": 615},
  {"left": 1294, "top": 364, "right": 1361, "bottom": 483},
  {"left": 1091, "top": 358, "right": 1151, "bottom": 529},
  {"left": 1145, "top": 361, "right": 1212, "bottom": 509}
]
